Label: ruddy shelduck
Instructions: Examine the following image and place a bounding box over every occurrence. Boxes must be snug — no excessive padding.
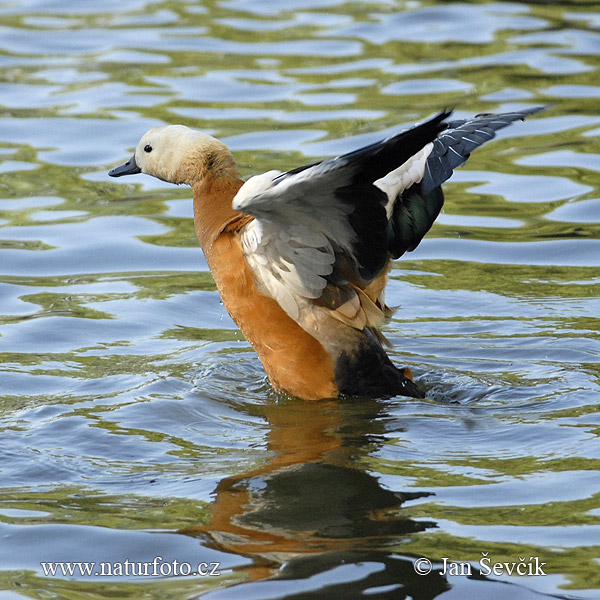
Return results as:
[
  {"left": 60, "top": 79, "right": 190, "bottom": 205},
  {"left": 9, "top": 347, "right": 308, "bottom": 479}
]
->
[{"left": 110, "top": 107, "right": 543, "bottom": 400}]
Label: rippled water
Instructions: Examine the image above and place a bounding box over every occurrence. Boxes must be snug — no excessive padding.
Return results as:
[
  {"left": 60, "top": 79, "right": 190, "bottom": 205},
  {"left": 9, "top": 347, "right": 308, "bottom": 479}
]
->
[{"left": 1, "top": 1, "right": 599, "bottom": 599}]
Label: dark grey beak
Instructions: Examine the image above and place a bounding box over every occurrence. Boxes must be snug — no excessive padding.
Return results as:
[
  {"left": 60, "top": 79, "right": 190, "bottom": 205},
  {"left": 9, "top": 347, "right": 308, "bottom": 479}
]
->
[{"left": 109, "top": 154, "right": 141, "bottom": 177}]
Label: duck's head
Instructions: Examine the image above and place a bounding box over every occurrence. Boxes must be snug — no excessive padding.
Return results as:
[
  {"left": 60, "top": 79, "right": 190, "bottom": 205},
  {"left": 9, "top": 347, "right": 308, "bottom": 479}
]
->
[{"left": 109, "top": 125, "right": 237, "bottom": 186}]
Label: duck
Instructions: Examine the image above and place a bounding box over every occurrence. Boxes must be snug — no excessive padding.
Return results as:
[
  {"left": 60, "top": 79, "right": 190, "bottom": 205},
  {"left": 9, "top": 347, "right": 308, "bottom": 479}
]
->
[{"left": 109, "top": 106, "right": 544, "bottom": 401}]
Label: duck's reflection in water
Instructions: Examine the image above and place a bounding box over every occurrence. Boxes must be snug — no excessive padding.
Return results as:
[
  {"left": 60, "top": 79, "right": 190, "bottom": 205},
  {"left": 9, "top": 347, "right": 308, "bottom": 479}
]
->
[{"left": 182, "top": 397, "right": 447, "bottom": 598}]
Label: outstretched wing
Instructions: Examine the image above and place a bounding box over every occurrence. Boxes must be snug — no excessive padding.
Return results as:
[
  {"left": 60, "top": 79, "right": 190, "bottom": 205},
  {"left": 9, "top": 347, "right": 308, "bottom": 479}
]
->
[
  {"left": 234, "top": 107, "right": 543, "bottom": 326},
  {"left": 233, "top": 111, "right": 449, "bottom": 323},
  {"left": 388, "top": 106, "right": 545, "bottom": 258}
]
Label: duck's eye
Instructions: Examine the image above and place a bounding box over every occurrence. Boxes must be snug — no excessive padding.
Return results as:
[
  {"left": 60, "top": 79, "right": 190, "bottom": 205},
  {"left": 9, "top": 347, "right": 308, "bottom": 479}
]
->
[{"left": 144, "top": 145, "right": 153, "bottom": 153}]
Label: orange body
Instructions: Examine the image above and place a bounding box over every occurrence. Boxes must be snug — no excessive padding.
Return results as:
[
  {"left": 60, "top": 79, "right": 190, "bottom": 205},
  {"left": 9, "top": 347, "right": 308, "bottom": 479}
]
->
[{"left": 193, "top": 176, "right": 338, "bottom": 400}]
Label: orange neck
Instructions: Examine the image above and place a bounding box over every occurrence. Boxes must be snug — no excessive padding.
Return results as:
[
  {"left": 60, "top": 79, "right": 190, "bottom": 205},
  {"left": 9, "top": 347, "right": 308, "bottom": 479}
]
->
[{"left": 192, "top": 174, "right": 245, "bottom": 251}]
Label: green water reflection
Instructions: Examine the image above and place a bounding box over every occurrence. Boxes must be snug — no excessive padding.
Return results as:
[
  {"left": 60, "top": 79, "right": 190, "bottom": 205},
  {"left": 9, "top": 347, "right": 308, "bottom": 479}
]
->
[{"left": 1, "top": 0, "right": 599, "bottom": 598}]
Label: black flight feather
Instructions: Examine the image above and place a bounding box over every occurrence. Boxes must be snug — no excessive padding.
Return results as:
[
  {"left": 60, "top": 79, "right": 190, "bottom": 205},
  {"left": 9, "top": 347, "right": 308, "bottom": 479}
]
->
[
  {"left": 333, "top": 110, "right": 451, "bottom": 281},
  {"left": 388, "top": 106, "right": 545, "bottom": 259}
]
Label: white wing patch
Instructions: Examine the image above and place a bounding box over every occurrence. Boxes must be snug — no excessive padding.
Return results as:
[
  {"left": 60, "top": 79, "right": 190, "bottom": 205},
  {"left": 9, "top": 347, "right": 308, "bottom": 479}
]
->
[
  {"left": 235, "top": 167, "right": 353, "bottom": 322},
  {"left": 233, "top": 145, "right": 434, "bottom": 325},
  {"left": 232, "top": 170, "right": 282, "bottom": 212},
  {"left": 241, "top": 219, "right": 337, "bottom": 320},
  {"left": 374, "top": 142, "right": 433, "bottom": 219}
]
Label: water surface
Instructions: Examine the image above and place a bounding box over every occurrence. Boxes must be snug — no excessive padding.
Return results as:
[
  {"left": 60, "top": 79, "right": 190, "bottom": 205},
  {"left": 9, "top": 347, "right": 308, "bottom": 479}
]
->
[{"left": 1, "top": 1, "right": 599, "bottom": 599}]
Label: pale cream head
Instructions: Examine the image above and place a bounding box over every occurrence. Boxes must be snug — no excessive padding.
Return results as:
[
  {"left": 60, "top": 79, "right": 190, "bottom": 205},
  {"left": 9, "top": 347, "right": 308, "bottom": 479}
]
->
[
  {"left": 110, "top": 125, "right": 238, "bottom": 186},
  {"left": 137, "top": 125, "right": 236, "bottom": 185}
]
